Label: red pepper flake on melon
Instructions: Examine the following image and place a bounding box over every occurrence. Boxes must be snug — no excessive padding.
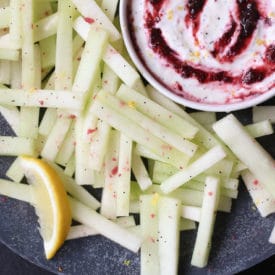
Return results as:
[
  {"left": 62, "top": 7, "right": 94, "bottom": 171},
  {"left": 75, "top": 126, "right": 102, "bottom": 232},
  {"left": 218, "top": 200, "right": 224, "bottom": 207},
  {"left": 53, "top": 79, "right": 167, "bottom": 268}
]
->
[
  {"left": 84, "top": 17, "right": 95, "bottom": 24},
  {"left": 161, "top": 144, "right": 172, "bottom": 151},
  {"left": 119, "top": 100, "right": 126, "bottom": 107},
  {"left": 111, "top": 165, "right": 118, "bottom": 176},
  {"left": 253, "top": 179, "right": 259, "bottom": 186},
  {"left": 150, "top": 237, "right": 156, "bottom": 243},
  {"left": 150, "top": 213, "right": 156, "bottom": 218},
  {"left": 87, "top": 128, "right": 97, "bottom": 135}
]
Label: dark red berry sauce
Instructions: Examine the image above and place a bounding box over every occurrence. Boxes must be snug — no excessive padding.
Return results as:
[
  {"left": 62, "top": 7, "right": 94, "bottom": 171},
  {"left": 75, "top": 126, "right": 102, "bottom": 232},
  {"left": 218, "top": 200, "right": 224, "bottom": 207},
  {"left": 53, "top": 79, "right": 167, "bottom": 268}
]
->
[
  {"left": 185, "top": 0, "right": 206, "bottom": 41},
  {"left": 211, "top": 19, "right": 237, "bottom": 60},
  {"left": 224, "top": 0, "right": 260, "bottom": 62}
]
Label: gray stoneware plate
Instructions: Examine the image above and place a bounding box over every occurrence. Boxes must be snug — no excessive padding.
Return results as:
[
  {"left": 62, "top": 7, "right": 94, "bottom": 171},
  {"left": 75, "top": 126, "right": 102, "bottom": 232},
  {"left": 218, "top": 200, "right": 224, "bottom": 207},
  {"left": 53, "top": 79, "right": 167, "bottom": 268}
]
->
[{"left": 0, "top": 101, "right": 275, "bottom": 274}]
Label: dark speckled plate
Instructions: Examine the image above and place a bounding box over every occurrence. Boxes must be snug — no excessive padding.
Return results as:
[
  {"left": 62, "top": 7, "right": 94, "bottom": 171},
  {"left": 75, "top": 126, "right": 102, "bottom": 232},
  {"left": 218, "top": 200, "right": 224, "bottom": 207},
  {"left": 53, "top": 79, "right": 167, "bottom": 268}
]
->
[{"left": 0, "top": 102, "right": 275, "bottom": 275}]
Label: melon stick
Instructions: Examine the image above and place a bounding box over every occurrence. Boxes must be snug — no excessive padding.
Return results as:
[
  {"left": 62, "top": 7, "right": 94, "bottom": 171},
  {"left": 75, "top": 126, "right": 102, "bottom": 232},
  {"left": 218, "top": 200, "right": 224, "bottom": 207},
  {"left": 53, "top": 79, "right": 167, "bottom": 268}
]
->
[
  {"left": 71, "top": 0, "right": 121, "bottom": 41},
  {"left": 158, "top": 196, "right": 181, "bottom": 275},
  {"left": 0, "top": 136, "right": 36, "bottom": 156},
  {"left": 9, "top": 0, "right": 22, "bottom": 48},
  {"left": 245, "top": 120, "right": 273, "bottom": 138},
  {"left": 116, "top": 134, "right": 132, "bottom": 217},
  {"left": 191, "top": 177, "right": 221, "bottom": 268},
  {"left": 0, "top": 48, "right": 19, "bottom": 61},
  {"left": 140, "top": 194, "right": 160, "bottom": 275},
  {"left": 100, "top": 130, "right": 120, "bottom": 219},
  {"left": 20, "top": 0, "right": 39, "bottom": 139},
  {"left": 132, "top": 148, "right": 153, "bottom": 191},
  {"left": 40, "top": 0, "right": 74, "bottom": 162},
  {"left": 64, "top": 154, "right": 75, "bottom": 177},
  {"left": 0, "top": 89, "right": 83, "bottom": 109},
  {"left": 67, "top": 216, "right": 135, "bottom": 240},
  {"left": 0, "top": 179, "right": 34, "bottom": 204},
  {"left": 160, "top": 146, "right": 226, "bottom": 194},
  {"left": 213, "top": 114, "right": 275, "bottom": 199},
  {"left": 69, "top": 197, "right": 142, "bottom": 253},
  {"left": 49, "top": 162, "right": 100, "bottom": 210},
  {"left": 0, "top": 60, "right": 10, "bottom": 84},
  {"left": 242, "top": 170, "right": 275, "bottom": 217},
  {"left": 269, "top": 224, "right": 275, "bottom": 244},
  {"left": 253, "top": 106, "right": 275, "bottom": 123},
  {"left": 0, "top": 6, "right": 10, "bottom": 28},
  {"left": 101, "top": 0, "right": 118, "bottom": 21}
]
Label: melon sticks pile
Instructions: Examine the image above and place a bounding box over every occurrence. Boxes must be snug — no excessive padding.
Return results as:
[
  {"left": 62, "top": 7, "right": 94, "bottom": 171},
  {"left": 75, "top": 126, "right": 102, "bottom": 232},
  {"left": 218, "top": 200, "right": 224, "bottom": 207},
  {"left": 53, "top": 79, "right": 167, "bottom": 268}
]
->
[{"left": 0, "top": 0, "right": 274, "bottom": 273}]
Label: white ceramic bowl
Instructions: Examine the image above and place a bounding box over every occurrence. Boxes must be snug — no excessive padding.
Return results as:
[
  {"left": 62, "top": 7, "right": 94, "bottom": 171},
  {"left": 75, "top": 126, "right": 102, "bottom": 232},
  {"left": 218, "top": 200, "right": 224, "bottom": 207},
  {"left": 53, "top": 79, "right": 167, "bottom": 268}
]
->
[{"left": 119, "top": 0, "right": 275, "bottom": 112}]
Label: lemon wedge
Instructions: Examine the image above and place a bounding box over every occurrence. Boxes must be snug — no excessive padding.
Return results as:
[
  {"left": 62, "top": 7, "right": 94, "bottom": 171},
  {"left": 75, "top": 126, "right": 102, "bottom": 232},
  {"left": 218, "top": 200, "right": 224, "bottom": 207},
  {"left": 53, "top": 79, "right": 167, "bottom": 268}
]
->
[{"left": 20, "top": 156, "right": 72, "bottom": 259}]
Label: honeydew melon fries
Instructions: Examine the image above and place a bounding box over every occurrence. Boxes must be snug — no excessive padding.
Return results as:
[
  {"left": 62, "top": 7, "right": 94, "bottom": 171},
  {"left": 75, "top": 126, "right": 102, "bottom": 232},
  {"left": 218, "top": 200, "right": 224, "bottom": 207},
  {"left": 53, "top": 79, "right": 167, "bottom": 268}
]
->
[{"left": 0, "top": 0, "right": 274, "bottom": 273}]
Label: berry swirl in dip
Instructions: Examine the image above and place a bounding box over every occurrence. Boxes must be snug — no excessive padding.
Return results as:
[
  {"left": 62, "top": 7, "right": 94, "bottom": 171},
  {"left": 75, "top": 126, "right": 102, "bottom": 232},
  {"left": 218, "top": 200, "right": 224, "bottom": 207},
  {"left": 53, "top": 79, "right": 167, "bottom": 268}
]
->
[{"left": 128, "top": 0, "right": 275, "bottom": 105}]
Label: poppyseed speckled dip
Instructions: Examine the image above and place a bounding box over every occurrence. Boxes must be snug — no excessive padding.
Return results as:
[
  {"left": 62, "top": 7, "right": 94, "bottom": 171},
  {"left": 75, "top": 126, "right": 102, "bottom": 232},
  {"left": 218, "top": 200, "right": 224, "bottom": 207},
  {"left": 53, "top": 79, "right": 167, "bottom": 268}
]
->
[{"left": 128, "top": 0, "right": 275, "bottom": 105}]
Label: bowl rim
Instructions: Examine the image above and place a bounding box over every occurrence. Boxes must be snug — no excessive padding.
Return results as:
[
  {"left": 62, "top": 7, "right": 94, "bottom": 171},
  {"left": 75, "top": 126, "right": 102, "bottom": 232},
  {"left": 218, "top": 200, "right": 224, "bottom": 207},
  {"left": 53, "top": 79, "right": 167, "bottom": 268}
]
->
[{"left": 119, "top": 0, "right": 275, "bottom": 112}]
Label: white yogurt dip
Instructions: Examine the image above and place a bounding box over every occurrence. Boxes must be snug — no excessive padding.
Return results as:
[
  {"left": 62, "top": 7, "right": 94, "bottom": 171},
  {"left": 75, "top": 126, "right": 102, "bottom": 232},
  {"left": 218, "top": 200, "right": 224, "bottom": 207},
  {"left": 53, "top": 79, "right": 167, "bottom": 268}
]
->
[{"left": 128, "top": 0, "right": 275, "bottom": 105}]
